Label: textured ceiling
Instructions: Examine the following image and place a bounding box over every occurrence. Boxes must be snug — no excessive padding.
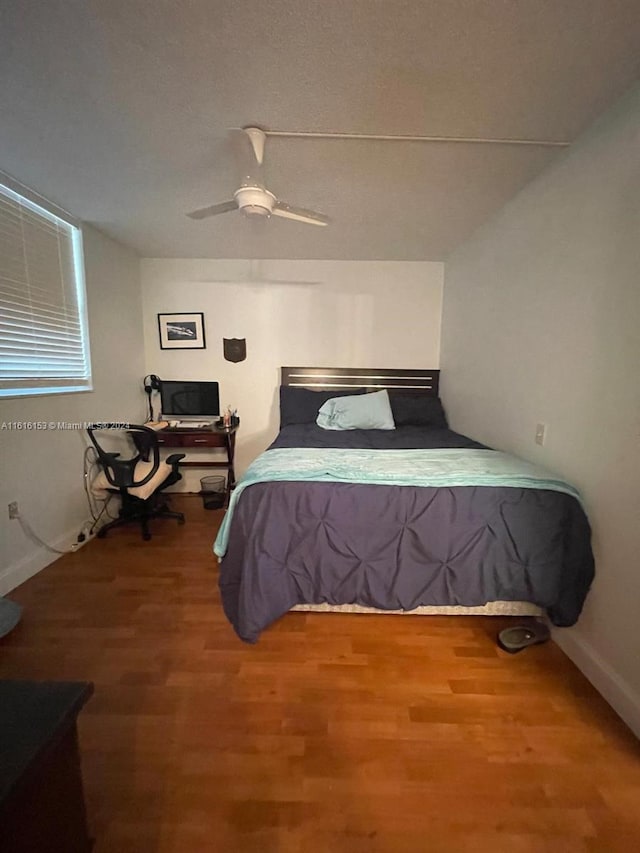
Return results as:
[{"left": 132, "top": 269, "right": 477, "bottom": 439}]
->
[{"left": 1, "top": 0, "right": 639, "bottom": 260}]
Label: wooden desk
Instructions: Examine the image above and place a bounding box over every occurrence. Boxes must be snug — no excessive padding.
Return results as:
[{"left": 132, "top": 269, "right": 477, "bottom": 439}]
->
[
  {"left": 155, "top": 424, "right": 238, "bottom": 490},
  {"left": 0, "top": 680, "right": 94, "bottom": 853}
]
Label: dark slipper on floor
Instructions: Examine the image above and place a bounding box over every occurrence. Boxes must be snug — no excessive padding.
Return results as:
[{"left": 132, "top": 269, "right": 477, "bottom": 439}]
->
[
  {"left": 497, "top": 620, "right": 550, "bottom": 654},
  {"left": 0, "top": 598, "right": 22, "bottom": 638}
]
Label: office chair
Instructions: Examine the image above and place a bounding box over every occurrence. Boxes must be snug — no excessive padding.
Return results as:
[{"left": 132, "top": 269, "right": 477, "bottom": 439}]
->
[{"left": 87, "top": 424, "right": 185, "bottom": 541}]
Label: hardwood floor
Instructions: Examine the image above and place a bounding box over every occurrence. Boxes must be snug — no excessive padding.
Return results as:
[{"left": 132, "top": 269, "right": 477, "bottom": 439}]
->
[{"left": 1, "top": 495, "right": 639, "bottom": 852}]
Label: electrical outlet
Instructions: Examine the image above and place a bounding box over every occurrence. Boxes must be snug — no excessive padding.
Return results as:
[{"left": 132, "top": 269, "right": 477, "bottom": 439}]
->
[
  {"left": 535, "top": 423, "right": 546, "bottom": 446},
  {"left": 8, "top": 501, "right": 19, "bottom": 519}
]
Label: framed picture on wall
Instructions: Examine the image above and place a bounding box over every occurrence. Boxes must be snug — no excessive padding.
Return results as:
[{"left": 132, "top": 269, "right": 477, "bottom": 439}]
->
[{"left": 158, "top": 312, "right": 206, "bottom": 350}]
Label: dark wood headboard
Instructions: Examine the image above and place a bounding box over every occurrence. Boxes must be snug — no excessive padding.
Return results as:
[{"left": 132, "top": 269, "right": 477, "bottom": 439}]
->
[{"left": 281, "top": 367, "right": 440, "bottom": 396}]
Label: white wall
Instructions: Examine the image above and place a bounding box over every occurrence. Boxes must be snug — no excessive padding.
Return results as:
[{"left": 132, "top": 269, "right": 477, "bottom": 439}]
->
[
  {"left": 0, "top": 226, "right": 145, "bottom": 593},
  {"left": 440, "top": 85, "right": 640, "bottom": 735},
  {"left": 141, "top": 259, "right": 443, "bottom": 486}
]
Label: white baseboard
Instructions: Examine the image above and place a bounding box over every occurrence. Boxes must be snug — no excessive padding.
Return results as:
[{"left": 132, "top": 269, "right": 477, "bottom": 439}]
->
[
  {"left": 0, "top": 525, "right": 81, "bottom": 596},
  {"left": 552, "top": 626, "right": 640, "bottom": 739}
]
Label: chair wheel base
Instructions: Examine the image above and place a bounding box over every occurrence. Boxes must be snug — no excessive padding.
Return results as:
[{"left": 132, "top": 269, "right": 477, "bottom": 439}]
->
[{"left": 93, "top": 505, "right": 185, "bottom": 542}]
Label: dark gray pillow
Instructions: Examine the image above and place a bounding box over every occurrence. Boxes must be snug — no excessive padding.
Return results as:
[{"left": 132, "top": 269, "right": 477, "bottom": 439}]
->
[
  {"left": 280, "top": 385, "right": 365, "bottom": 428},
  {"left": 388, "top": 392, "right": 448, "bottom": 428}
]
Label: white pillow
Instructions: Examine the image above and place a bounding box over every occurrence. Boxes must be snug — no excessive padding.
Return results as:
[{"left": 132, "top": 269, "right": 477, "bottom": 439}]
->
[
  {"left": 316, "top": 389, "right": 396, "bottom": 430},
  {"left": 92, "top": 459, "right": 175, "bottom": 501}
]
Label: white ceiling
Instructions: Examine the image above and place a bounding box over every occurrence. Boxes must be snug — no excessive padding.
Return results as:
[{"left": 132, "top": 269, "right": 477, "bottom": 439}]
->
[{"left": 1, "top": 1, "right": 639, "bottom": 260}]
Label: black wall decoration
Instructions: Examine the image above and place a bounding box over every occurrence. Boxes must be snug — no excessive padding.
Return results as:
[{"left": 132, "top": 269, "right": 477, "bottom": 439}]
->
[{"left": 223, "top": 338, "right": 247, "bottom": 363}]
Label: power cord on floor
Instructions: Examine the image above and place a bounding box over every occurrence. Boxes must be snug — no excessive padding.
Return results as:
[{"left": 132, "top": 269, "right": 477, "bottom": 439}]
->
[
  {"left": 12, "top": 510, "right": 72, "bottom": 555},
  {"left": 86, "top": 494, "right": 115, "bottom": 537},
  {"left": 11, "top": 503, "right": 115, "bottom": 555},
  {"left": 9, "top": 443, "right": 120, "bottom": 555},
  {"left": 83, "top": 444, "right": 119, "bottom": 530}
]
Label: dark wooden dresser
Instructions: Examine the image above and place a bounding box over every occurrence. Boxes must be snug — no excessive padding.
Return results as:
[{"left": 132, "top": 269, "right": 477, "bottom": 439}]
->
[{"left": 0, "top": 680, "right": 94, "bottom": 853}]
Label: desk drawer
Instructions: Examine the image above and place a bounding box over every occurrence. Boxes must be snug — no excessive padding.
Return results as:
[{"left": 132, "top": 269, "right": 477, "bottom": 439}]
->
[
  {"left": 155, "top": 433, "right": 183, "bottom": 447},
  {"left": 157, "top": 431, "right": 226, "bottom": 448},
  {"left": 187, "top": 433, "right": 226, "bottom": 447}
]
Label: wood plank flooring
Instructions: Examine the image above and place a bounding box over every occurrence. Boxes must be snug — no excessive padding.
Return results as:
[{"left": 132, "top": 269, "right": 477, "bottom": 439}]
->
[{"left": 1, "top": 495, "right": 639, "bottom": 852}]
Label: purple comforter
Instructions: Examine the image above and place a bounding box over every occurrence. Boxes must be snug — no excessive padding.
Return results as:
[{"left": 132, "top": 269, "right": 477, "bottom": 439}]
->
[{"left": 218, "top": 426, "right": 594, "bottom": 642}]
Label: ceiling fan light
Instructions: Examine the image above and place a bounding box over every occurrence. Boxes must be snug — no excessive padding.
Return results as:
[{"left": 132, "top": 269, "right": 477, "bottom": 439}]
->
[
  {"left": 241, "top": 205, "right": 270, "bottom": 217},
  {"left": 234, "top": 186, "right": 276, "bottom": 215}
]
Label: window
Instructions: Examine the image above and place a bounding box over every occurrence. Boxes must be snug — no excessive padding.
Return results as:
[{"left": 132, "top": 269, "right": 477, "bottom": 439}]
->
[{"left": 0, "top": 175, "right": 92, "bottom": 398}]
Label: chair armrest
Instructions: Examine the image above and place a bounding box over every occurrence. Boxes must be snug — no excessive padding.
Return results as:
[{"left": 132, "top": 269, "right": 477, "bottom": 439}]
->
[{"left": 166, "top": 453, "right": 186, "bottom": 466}]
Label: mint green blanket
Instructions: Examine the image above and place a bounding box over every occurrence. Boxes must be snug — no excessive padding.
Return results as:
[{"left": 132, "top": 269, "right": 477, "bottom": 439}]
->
[{"left": 214, "top": 447, "right": 581, "bottom": 557}]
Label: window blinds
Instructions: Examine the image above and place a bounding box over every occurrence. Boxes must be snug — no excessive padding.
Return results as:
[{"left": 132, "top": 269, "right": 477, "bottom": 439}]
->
[{"left": 0, "top": 181, "right": 92, "bottom": 398}]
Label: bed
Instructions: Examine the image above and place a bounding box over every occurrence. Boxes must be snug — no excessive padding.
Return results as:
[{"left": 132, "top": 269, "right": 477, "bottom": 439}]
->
[{"left": 214, "top": 367, "right": 594, "bottom": 643}]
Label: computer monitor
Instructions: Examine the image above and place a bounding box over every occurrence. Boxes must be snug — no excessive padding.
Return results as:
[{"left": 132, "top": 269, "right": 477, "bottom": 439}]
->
[{"left": 160, "top": 380, "right": 220, "bottom": 420}]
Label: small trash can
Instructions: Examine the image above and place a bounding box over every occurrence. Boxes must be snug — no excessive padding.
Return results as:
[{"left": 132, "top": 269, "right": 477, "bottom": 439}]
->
[{"left": 200, "top": 475, "right": 226, "bottom": 510}]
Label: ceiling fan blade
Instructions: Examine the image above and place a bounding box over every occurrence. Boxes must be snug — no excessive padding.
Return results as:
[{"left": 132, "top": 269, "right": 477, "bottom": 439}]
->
[
  {"left": 272, "top": 201, "right": 329, "bottom": 227},
  {"left": 186, "top": 200, "right": 237, "bottom": 220}
]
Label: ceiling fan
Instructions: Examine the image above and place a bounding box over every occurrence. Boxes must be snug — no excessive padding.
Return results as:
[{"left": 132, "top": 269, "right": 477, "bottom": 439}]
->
[{"left": 186, "top": 127, "right": 329, "bottom": 227}]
